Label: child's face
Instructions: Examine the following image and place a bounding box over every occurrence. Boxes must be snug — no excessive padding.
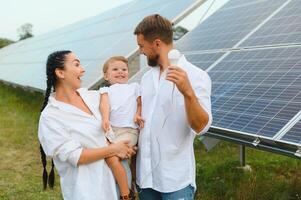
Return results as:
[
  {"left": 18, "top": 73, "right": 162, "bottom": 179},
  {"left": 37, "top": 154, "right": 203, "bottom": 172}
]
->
[{"left": 104, "top": 60, "right": 129, "bottom": 84}]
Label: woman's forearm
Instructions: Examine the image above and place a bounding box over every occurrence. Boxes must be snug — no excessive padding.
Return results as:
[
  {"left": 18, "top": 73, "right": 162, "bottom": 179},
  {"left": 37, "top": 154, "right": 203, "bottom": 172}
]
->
[
  {"left": 77, "top": 141, "right": 136, "bottom": 165},
  {"left": 77, "top": 145, "right": 116, "bottom": 165}
]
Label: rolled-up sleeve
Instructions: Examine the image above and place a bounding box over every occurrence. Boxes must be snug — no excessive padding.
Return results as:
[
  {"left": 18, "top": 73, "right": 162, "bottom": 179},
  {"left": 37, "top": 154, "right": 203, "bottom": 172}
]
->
[
  {"left": 191, "top": 71, "right": 213, "bottom": 135},
  {"left": 38, "top": 115, "right": 83, "bottom": 167}
]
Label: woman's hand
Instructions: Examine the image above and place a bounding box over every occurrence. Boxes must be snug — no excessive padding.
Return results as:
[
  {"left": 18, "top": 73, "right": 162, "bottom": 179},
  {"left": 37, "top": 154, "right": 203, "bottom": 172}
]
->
[{"left": 111, "top": 140, "right": 137, "bottom": 159}]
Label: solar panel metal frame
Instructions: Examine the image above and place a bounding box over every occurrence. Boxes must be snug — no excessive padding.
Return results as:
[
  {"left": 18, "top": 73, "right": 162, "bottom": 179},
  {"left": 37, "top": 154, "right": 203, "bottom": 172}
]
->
[{"left": 275, "top": 111, "right": 301, "bottom": 145}]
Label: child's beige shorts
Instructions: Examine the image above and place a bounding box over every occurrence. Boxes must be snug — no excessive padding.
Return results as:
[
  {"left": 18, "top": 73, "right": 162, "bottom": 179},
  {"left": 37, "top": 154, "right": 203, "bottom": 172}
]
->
[{"left": 108, "top": 126, "right": 139, "bottom": 146}]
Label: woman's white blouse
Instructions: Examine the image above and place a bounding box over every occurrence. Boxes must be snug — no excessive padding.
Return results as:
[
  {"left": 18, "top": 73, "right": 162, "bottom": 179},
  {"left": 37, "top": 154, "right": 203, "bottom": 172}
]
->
[{"left": 38, "top": 88, "right": 118, "bottom": 200}]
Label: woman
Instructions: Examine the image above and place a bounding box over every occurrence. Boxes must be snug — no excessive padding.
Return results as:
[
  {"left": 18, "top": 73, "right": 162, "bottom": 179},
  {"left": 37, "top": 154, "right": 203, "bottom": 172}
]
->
[{"left": 38, "top": 50, "right": 136, "bottom": 200}]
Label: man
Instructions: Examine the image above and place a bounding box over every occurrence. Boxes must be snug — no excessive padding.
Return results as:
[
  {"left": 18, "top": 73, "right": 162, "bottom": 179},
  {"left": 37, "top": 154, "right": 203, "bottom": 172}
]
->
[{"left": 134, "top": 14, "right": 212, "bottom": 199}]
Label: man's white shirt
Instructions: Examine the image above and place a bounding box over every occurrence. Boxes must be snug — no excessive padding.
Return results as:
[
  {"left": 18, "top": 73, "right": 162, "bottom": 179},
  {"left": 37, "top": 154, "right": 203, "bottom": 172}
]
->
[
  {"left": 136, "top": 55, "right": 212, "bottom": 192},
  {"left": 38, "top": 88, "right": 118, "bottom": 200}
]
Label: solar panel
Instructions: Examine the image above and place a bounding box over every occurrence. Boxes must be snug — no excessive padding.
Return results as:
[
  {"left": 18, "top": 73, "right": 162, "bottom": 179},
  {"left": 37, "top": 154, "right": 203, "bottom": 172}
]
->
[
  {"left": 175, "top": 0, "right": 287, "bottom": 52},
  {"left": 0, "top": 0, "right": 201, "bottom": 91},
  {"left": 183, "top": 52, "right": 225, "bottom": 71},
  {"left": 240, "top": 0, "right": 301, "bottom": 47},
  {"left": 210, "top": 46, "right": 301, "bottom": 139}
]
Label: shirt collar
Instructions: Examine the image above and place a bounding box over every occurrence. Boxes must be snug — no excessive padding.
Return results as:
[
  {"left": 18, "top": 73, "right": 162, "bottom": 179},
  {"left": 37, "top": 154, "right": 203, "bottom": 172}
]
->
[{"left": 47, "top": 88, "right": 93, "bottom": 118}]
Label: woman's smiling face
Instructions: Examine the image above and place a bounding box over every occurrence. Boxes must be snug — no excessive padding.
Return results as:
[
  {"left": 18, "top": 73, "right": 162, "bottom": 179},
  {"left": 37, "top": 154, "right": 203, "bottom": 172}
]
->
[{"left": 56, "top": 53, "right": 85, "bottom": 89}]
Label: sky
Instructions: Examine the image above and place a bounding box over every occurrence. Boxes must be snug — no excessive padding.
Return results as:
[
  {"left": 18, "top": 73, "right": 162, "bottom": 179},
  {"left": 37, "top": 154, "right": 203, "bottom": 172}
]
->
[{"left": 0, "top": 0, "right": 229, "bottom": 41}]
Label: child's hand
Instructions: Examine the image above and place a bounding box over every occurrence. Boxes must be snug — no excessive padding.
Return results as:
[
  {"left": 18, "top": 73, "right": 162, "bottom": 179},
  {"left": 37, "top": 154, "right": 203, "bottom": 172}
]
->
[
  {"left": 102, "top": 119, "right": 110, "bottom": 133},
  {"left": 134, "top": 114, "right": 144, "bottom": 129}
]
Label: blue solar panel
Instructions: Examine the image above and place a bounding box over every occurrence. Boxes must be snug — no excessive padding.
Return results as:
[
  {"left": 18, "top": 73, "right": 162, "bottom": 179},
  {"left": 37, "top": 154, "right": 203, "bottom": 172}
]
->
[
  {"left": 183, "top": 53, "right": 225, "bottom": 71},
  {"left": 210, "top": 46, "right": 301, "bottom": 138},
  {"left": 175, "top": 0, "right": 286, "bottom": 51},
  {"left": 240, "top": 0, "right": 301, "bottom": 47}
]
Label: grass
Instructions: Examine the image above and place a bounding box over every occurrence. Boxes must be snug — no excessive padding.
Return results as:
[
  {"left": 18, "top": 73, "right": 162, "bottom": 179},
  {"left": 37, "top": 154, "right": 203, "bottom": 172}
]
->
[
  {"left": 0, "top": 83, "right": 62, "bottom": 200},
  {"left": 0, "top": 82, "right": 300, "bottom": 200},
  {"left": 194, "top": 140, "right": 301, "bottom": 200}
]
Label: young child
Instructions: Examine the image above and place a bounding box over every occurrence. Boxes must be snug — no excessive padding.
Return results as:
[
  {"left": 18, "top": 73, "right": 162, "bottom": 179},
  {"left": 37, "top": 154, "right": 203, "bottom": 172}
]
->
[{"left": 99, "top": 56, "right": 144, "bottom": 200}]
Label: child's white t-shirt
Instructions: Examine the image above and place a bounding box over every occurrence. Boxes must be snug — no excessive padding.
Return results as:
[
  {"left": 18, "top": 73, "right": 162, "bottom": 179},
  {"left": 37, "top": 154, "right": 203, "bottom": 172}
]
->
[{"left": 99, "top": 83, "right": 140, "bottom": 129}]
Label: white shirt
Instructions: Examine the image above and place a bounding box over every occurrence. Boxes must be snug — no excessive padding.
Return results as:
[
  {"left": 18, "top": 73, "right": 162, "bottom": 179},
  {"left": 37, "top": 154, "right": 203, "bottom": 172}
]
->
[
  {"left": 136, "top": 55, "right": 212, "bottom": 192},
  {"left": 38, "top": 88, "right": 118, "bottom": 200},
  {"left": 99, "top": 83, "right": 140, "bottom": 129}
]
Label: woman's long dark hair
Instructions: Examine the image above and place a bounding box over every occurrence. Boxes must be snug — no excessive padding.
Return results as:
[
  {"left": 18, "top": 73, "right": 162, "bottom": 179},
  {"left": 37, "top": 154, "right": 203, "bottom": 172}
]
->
[{"left": 40, "top": 50, "right": 71, "bottom": 189}]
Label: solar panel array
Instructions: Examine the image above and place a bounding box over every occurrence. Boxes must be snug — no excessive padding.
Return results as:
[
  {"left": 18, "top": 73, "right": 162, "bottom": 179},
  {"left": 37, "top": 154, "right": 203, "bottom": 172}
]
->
[
  {"left": 0, "top": 0, "right": 200, "bottom": 91},
  {"left": 173, "top": 0, "right": 301, "bottom": 154}
]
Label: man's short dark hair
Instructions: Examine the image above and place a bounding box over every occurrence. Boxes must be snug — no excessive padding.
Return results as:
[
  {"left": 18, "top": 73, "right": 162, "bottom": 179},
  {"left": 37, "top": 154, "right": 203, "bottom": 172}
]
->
[{"left": 134, "top": 14, "right": 173, "bottom": 44}]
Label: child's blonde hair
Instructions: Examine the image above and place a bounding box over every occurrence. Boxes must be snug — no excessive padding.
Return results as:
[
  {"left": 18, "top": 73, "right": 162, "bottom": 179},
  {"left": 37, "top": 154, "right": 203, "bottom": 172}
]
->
[{"left": 103, "top": 56, "right": 129, "bottom": 74}]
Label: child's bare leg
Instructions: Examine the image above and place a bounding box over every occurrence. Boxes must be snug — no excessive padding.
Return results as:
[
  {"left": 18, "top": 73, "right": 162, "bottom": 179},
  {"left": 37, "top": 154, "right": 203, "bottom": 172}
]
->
[
  {"left": 130, "top": 155, "right": 136, "bottom": 188},
  {"left": 106, "top": 156, "right": 129, "bottom": 196}
]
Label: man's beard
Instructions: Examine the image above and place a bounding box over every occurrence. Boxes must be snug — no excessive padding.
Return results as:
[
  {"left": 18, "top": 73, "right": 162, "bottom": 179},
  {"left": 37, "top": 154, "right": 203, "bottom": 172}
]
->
[{"left": 147, "top": 54, "right": 159, "bottom": 67}]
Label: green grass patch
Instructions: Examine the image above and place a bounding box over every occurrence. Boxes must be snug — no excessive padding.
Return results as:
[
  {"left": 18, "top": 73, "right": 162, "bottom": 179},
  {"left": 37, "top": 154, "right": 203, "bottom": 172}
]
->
[
  {"left": 0, "top": 82, "right": 300, "bottom": 200},
  {"left": 0, "top": 83, "right": 62, "bottom": 200},
  {"left": 194, "top": 140, "right": 301, "bottom": 200}
]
